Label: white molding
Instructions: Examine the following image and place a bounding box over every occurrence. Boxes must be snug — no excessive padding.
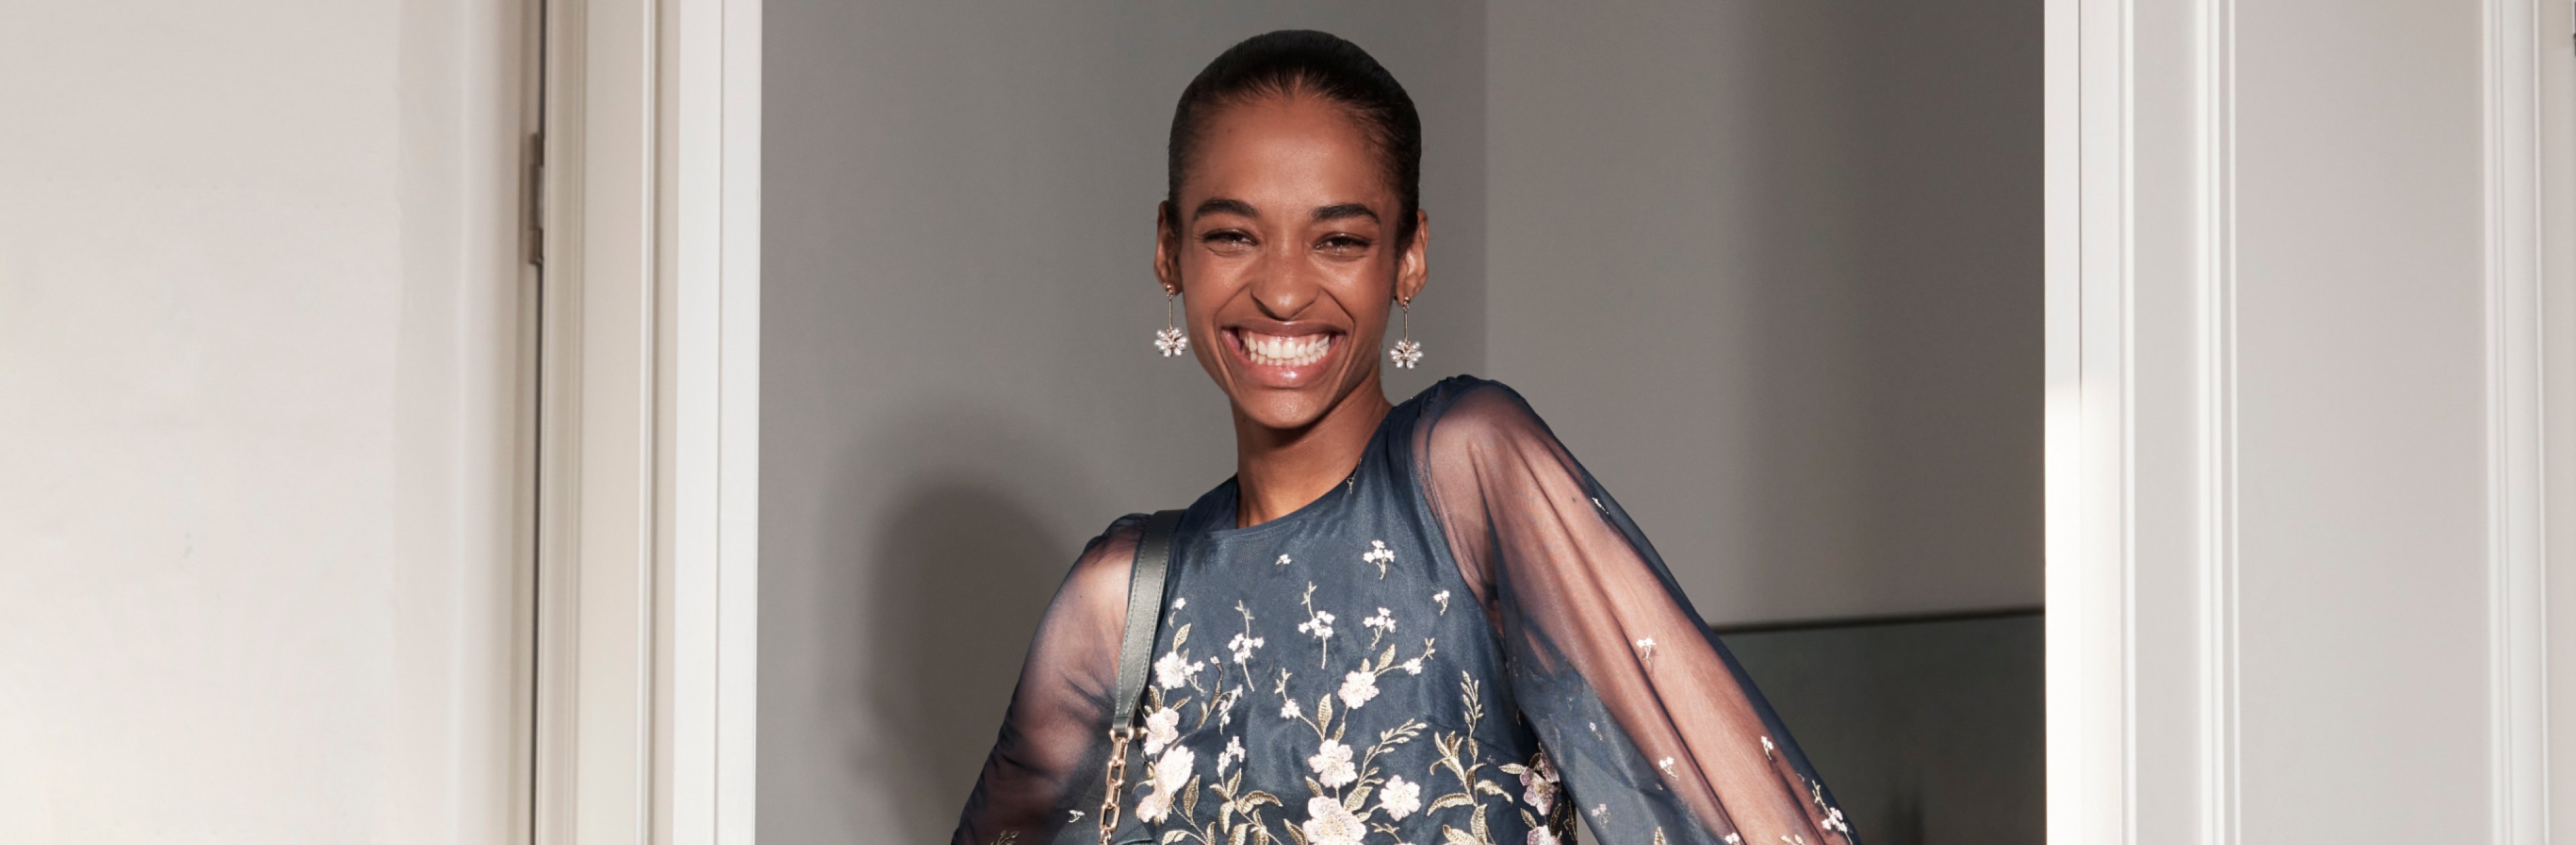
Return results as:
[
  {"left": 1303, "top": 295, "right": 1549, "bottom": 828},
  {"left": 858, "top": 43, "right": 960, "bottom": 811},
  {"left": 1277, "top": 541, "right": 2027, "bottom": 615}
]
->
[
  {"left": 534, "top": 0, "right": 759, "bottom": 841},
  {"left": 2483, "top": 0, "right": 2551, "bottom": 842},
  {"left": 2047, "top": 0, "right": 2135, "bottom": 842},
  {"left": 661, "top": 0, "right": 760, "bottom": 840},
  {"left": 2192, "top": 0, "right": 2239, "bottom": 842}
]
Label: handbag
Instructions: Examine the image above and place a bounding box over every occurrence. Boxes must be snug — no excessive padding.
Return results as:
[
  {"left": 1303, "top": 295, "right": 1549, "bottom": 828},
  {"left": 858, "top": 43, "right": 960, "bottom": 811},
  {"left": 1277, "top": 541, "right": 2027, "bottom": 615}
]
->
[{"left": 1094, "top": 510, "right": 1186, "bottom": 845}]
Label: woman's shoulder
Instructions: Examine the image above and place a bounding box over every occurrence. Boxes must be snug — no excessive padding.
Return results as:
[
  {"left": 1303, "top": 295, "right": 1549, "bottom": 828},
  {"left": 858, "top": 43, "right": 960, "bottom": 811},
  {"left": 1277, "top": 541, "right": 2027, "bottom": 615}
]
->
[
  {"left": 1402, "top": 374, "right": 1562, "bottom": 456},
  {"left": 1046, "top": 513, "right": 1150, "bottom": 624},
  {"left": 1065, "top": 512, "right": 1149, "bottom": 579}
]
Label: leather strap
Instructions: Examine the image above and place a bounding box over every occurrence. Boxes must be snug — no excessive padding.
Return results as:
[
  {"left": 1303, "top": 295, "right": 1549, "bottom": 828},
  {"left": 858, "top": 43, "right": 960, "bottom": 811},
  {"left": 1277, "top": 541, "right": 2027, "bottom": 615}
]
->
[{"left": 1111, "top": 510, "right": 1185, "bottom": 734}]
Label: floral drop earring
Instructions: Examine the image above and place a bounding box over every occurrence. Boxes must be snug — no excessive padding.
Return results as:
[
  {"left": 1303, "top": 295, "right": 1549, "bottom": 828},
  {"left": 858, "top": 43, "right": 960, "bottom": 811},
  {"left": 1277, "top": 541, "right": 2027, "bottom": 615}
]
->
[
  {"left": 1154, "top": 287, "right": 1189, "bottom": 357},
  {"left": 1387, "top": 297, "right": 1423, "bottom": 369}
]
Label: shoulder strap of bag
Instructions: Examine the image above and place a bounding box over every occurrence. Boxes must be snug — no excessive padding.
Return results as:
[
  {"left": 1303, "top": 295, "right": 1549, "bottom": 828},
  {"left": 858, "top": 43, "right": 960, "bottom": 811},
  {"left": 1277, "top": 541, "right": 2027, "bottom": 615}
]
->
[{"left": 1095, "top": 509, "right": 1185, "bottom": 844}]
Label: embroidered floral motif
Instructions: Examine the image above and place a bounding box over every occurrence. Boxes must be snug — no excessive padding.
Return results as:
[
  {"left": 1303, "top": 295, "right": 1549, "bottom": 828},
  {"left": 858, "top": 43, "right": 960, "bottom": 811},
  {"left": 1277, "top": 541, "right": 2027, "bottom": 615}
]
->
[
  {"left": 1156, "top": 630, "right": 1203, "bottom": 690},
  {"left": 1432, "top": 589, "right": 1452, "bottom": 614},
  {"left": 1228, "top": 632, "right": 1264, "bottom": 665},
  {"left": 1308, "top": 738, "right": 1358, "bottom": 788},
  {"left": 1338, "top": 668, "right": 1380, "bottom": 711},
  {"left": 1300, "top": 796, "right": 1367, "bottom": 845},
  {"left": 1361, "top": 540, "right": 1397, "bottom": 578},
  {"left": 1134, "top": 745, "right": 1195, "bottom": 824},
  {"left": 1217, "top": 734, "right": 1245, "bottom": 773},
  {"left": 1515, "top": 753, "right": 1559, "bottom": 815},
  {"left": 1362, "top": 606, "right": 1397, "bottom": 648},
  {"left": 1379, "top": 776, "right": 1424, "bottom": 820},
  {"left": 1118, "top": 544, "right": 1564, "bottom": 845},
  {"left": 1143, "top": 706, "right": 1181, "bottom": 755},
  {"left": 1296, "top": 582, "right": 1336, "bottom": 667}
]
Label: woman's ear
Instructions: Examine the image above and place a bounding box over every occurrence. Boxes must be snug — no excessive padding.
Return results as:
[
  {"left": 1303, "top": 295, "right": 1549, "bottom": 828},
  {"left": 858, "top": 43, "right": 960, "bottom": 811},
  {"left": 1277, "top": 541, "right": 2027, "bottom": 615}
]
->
[
  {"left": 1395, "top": 209, "right": 1430, "bottom": 304},
  {"left": 1153, "top": 201, "right": 1182, "bottom": 294}
]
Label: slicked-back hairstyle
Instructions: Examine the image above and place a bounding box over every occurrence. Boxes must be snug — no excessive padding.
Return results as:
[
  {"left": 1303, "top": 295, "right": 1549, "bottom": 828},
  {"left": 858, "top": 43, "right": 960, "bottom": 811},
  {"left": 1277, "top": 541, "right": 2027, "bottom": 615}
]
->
[{"left": 1165, "top": 30, "right": 1424, "bottom": 246}]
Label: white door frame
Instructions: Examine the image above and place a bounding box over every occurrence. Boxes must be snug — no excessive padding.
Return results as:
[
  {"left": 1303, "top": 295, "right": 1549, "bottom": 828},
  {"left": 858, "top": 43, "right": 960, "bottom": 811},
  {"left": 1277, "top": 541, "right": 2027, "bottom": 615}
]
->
[
  {"left": 532, "top": 0, "right": 760, "bottom": 842},
  {"left": 525, "top": 0, "right": 2565, "bottom": 840},
  {"left": 2047, "top": 1, "right": 2556, "bottom": 842}
]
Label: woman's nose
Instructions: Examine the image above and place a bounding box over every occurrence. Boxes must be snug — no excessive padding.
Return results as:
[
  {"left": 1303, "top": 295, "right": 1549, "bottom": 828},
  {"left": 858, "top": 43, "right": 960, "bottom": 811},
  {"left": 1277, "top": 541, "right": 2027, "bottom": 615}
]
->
[{"left": 1246, "top": 249, "right": 1320, "bottom": 319}]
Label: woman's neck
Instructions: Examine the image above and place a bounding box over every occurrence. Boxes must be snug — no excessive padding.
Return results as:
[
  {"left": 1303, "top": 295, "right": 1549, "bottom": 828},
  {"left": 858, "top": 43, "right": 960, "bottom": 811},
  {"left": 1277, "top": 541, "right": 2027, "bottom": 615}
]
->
[{"left": 1230, "top": 375, "right": 1395, "bottom": 528}]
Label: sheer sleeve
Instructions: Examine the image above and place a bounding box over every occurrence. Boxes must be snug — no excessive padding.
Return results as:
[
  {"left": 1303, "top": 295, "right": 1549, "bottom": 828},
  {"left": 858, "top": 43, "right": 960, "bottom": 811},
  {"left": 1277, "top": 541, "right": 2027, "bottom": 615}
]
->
[
  {"left": 1415, "top": 382, "right": 1858, "bottom": 845},
  {"left": 951, "top": 514, "right": 1146, "bottom": 845}
]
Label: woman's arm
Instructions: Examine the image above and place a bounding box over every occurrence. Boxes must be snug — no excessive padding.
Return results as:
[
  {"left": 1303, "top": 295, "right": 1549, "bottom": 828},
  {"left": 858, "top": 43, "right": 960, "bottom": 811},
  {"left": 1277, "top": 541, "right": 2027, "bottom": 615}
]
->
[
  {"left": 951, "top": 516, "right": 1143, "bottom": 845},
  {"left": 1414, "top": 382, "right": 1857, "bottom": 845}
]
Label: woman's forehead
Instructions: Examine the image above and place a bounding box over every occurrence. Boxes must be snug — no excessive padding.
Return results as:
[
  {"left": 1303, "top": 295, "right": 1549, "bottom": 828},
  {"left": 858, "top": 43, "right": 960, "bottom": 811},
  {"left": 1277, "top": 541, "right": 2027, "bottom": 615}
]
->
[{"left": 1181, "top": 95, "right": 1395, "bottom": 213}]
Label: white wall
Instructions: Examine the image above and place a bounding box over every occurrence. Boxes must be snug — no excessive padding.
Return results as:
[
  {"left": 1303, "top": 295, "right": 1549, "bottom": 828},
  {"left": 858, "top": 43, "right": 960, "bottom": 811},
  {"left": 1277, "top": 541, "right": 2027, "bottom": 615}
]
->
[
  {"left": 0, "top": 2, "right": 527, "bottom": 842},
  {"left": 1485, "top": 1, "right": 2044, "bottom": 624},
  {"left": 2098, "top": 0, "right": 2562, "bottom": 839}
]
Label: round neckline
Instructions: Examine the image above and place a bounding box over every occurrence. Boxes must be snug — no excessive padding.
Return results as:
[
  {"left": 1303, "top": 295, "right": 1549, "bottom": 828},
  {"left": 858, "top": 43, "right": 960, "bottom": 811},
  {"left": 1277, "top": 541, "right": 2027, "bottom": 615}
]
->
[{"left": 1201, "top": 402, "right": 1404, "bottom": 541}]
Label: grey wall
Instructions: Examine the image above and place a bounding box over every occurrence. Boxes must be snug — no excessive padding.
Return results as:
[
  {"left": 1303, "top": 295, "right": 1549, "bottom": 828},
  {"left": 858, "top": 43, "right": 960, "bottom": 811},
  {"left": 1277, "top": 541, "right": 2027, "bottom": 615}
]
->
[
  {"left": 1485, "top": 2, "right": 2043, "bottom": 623},
  {"left": 761, "top": 5, "right": 1484, "bottom": 842}
]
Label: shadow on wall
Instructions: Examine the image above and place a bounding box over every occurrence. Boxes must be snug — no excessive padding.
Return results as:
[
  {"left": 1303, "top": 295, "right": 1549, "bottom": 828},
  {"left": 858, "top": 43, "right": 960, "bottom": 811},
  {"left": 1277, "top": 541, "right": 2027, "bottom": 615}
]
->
[
  {"left": 1720, "top": 612, "right": 2045, "bottom": 845},
  {"left": 826, "top": 410, "right": 1100, "bottom": 842}
]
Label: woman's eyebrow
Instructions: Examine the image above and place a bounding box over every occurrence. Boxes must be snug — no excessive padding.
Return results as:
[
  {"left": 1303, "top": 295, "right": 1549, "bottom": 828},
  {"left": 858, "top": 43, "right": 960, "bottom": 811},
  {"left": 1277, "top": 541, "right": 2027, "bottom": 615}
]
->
[
  {"left": 1312, "top": 203, "right": 1377, "bottom": 223},
  {"left": 1192, "top": 197, "right": 1259, "bottom": 221}
]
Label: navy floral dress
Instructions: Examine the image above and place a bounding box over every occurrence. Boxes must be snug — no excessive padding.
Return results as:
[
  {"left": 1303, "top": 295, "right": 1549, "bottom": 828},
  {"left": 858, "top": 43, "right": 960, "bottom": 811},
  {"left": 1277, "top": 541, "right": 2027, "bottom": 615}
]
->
[{"left": 955, "top": 378, "right": 1856, "bottom": 845}]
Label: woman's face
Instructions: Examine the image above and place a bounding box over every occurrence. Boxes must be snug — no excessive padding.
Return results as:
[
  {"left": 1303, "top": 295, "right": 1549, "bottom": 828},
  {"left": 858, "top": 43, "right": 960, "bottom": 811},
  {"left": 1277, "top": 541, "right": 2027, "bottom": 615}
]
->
[{"left": 1157, "top": 93, "right": 1428, "bottom": 433}]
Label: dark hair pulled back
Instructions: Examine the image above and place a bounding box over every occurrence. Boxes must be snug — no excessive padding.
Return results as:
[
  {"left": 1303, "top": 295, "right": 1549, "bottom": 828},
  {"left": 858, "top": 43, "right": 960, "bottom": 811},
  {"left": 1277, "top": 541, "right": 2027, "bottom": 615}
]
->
[{"left": 1166, "top": 30, "right": 1423, "bottom": 246}]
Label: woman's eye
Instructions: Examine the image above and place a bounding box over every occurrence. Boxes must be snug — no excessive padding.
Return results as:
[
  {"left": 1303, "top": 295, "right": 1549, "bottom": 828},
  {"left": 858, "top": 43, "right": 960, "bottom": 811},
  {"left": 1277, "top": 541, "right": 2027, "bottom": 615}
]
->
[
  {"left": 1200, "top": 231, "right": 1254, "bottom": 252},
  {"left": 1317, "top": 235, "right": 1371, "bottom": 256}
]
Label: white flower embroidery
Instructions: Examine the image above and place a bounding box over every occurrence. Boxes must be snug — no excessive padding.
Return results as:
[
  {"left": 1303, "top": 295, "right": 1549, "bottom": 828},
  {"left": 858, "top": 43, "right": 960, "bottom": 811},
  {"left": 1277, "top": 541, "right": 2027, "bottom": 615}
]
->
[
  {"left": 1297, "top": 583, "right": 1335, "bottom": 666},
  {"left": 1218, "top": 734, "right": 1245, "bottom": 773},
  {"left": 1307, "top": 738, "right": 1357, "bottom": 787},
  {"left": 1228, "top": 632, "right": 1265, "bottom": 665},
  {"left": 1725, "top": 834, "right": 1742, "bottom": 845},
  {"left": 1214, "top": 688, "right": 1240, "bottom": 728},
  {"left": 1590, "top": 803, "right": 1607, "bottom": 818},
  {"left": 1134, "top": 746, "right": 1195, "bottom": 824},
  {"left": 1761, "top": 735, "right": 1776, "bottom": 760},
  {"left": 1155, "top": 649, "right": 1200, "bottom": 689},
  {"left": 1337, "top": 668, "right": 1379, "bottom": 710},
  {"left": 1362, "top": 607, "right": 1397, "bottom": 646},
  {"left": 1635, "top": 636, "right": 1658, "bottom": 668},
  {"left": 1432, "top": 589, "right": 1451, "bottom": 614},
  {"left": 1378, "top": 775, "right": 1422, "bottom": 820},
  {"left": 1142, "top": 706, "right": 1181, "bottom": 755},
  {"left": 1360, "top": 539, "right": 1396, "bottom": 577},
  {"left": 1656, "top": 756, "right": 1677, "bottom": 776},
  {"left": 1172, "top": 597, "right": 1186, "bottom": 611},
  {"left": 1401, "top": 657, "right": 1424, "bottom": 675},
  {"left": 1299, "top": 796, "right": 1366, "bottom": 845},
  {"left": 1276, "top": 553, "right": 1293, "bottom": 566},
  {"left": 1281, "top": 698, "right": 1303, "bottom": 720},
  {"left": 1527, "top": 828, "right": 1562, "bottom": 845}
]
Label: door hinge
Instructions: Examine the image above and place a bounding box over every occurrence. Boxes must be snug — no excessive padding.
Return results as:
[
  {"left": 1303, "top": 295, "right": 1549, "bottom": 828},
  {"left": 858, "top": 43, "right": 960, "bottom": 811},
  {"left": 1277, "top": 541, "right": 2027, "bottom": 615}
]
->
[{"left": 523, "top": 131, "right": 545, "bottom": 268}]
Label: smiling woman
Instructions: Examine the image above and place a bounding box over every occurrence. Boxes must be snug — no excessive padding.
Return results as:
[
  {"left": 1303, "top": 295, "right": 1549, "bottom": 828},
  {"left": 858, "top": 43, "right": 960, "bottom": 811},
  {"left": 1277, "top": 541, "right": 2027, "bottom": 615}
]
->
[{"left": 951, "top": 31, "right": 1858, "bottom": 845}]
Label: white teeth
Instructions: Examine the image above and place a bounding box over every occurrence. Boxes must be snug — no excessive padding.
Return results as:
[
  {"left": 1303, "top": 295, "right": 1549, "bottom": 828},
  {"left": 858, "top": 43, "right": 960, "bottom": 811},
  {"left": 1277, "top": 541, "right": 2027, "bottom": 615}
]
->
[{"left": 1240, "top": 331, "right": 1332, "bottom": 367}]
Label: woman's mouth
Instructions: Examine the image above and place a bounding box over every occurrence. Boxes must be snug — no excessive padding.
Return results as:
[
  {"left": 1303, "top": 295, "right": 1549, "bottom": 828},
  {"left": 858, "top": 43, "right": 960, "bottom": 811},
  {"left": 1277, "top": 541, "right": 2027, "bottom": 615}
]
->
[{"left": 1226, "top": 328, "right": 1342, "bottom": 387}]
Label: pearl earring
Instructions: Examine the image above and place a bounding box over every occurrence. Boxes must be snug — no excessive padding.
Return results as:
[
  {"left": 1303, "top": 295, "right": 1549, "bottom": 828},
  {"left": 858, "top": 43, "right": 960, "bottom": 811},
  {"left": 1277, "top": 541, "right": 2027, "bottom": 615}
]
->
[
  {"left": 1388, "top": 298, "right": 1423, "bottom": 369},
  {"left": 1154, "top": 288, "right": 1189, "bottom": 357}
]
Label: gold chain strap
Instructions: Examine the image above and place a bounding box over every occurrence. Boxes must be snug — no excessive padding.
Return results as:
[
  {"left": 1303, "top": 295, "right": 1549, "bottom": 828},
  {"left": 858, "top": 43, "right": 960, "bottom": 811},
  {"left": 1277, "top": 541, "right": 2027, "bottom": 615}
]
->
[{"left": 1095, "top": 726, "right": 1133, "bottom": 845}]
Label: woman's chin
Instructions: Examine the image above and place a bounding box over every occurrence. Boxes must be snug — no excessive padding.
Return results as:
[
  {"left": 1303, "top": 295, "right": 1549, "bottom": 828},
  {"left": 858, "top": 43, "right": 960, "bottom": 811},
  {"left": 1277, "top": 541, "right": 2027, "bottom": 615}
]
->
[{"left": 1229, "top": 389, "right": 1338, "bottom": 432}]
